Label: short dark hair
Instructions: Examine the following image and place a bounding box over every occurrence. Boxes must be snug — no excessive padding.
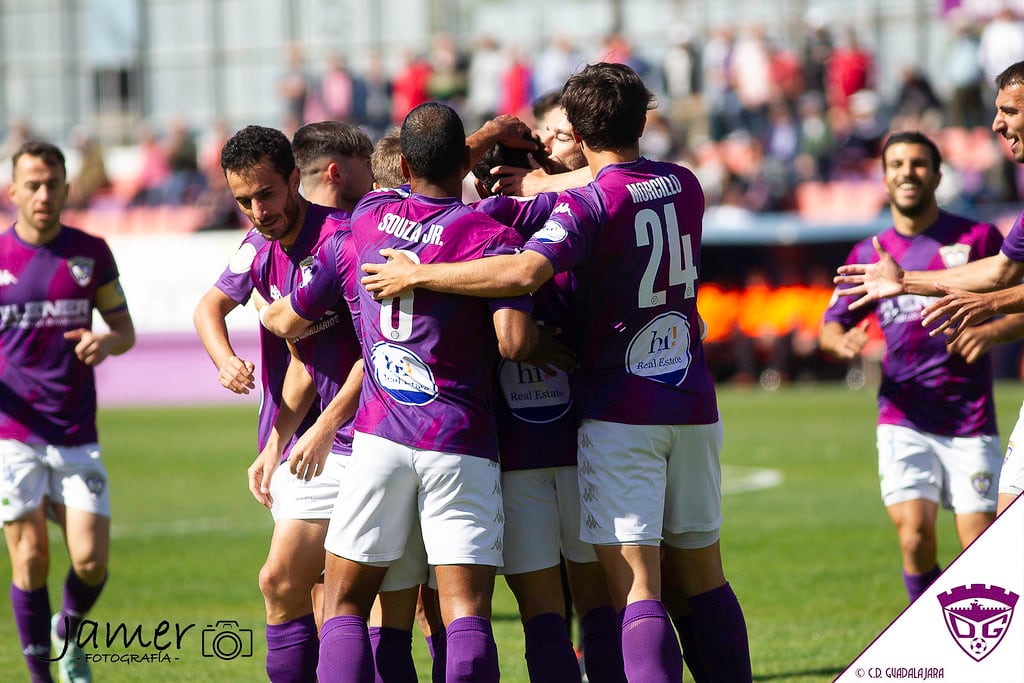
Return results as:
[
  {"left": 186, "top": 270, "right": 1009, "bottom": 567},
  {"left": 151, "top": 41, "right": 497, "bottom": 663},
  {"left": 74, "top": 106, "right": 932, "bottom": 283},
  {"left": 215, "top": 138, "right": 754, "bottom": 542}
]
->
[
  {"left": 371, "top": 128, "right": 405, "bottom": 188},
  {"left": 881, "top": 130, "right": 942, "bottom": 172},
  {"left": 561, "top": 62, "right": 654, "bottom": 152},
  {"left": 471, "top": 134, "right": 540, "bottom": 197},
  {"left": 400, "top": 102, "right": 467, "bottom": 184},
  {"left": 996, "top": 60, "right": 1024, "bottom": 90},
  {"left": 12, "top": 140, "right": 66, "bottom": 179},
  {"left": 292, "top": 120, "right": 373, "bottom": 177},
  {"left": 220, "top": 125, "right": 295, "bottom": 181},
  {"left": 532, "top": 91, "right": 563, "bottom": 122}
]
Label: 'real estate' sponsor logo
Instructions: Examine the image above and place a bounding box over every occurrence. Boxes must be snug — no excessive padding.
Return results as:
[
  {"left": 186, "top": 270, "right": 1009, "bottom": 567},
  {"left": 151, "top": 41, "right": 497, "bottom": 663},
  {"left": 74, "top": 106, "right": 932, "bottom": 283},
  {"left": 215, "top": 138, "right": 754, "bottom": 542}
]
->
[
  {"left": 498, "top": 359, "right": 572, "bottom": 424},
  {"left": 370, "top": 341, "right": 438, "bottom": 406},
  {"left": 625, "top": 311, "right": 692, "bottom": 386},
  {"left": 39, "top": 616, "right": 253, "bottom": 668},
  {"left": 937, "top": 584, "right": 1018, "bottom": 662}
]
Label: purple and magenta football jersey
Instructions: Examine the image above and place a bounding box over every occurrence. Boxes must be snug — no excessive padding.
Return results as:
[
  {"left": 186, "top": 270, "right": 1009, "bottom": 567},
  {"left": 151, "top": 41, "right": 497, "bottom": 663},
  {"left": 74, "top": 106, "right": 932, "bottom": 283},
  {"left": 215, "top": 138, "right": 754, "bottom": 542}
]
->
[
  {"left": 249, "top": 204, "right": 358, "bottom": 457},
  {"left": 351, "top": 188, "right": 532, "bottom": 461},
  {"left": 213, "top": 228, "right": 315, "bottom": 453},
  {"left": 474, "top": 192, "right": 578, "bottom": 470},
  {"left": 1001, "top": 209, "right": 1024, "bottom": 263},
  {"left": 524, "top": 157, "right": 719, "bottom": 426},
  {"left": 825, "top": 211, "right": 1002, "bottom": 437},
  {"left": 0, "top": 225, "right": 123, "bottom": 445}
]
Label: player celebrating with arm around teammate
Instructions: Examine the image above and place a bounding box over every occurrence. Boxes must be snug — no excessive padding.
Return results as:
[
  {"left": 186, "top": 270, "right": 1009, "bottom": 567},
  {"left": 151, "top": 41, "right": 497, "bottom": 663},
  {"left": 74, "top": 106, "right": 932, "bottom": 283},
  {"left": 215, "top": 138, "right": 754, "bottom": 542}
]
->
[
  {"left": 362, "top": 63, "right": 752, "bottom": 683},
  {"left": 315, "top": 102, "right": 543, "bottom": 683}
]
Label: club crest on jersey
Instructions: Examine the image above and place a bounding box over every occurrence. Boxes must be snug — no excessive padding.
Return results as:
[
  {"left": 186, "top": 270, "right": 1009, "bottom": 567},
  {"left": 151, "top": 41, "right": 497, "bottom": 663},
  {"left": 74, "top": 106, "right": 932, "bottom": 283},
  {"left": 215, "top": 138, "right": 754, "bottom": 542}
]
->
[
  {"left": 970, "top": 472, "right": 993, "bottom": 496},
  {"left": 498, "top": 359, "right": 572, "bottom": 423},
  {"left": 534, "top": 219, "right": 568, "bottom": 245},
  {"left": 299, "top": 256, "right": 315, "bottom": 288},
  {"left": 370, "top": 342, "right": 438, "bottom": 406},
  {"left": 625, "top": 312, "right": 692, "bottom": 386},
  {"left": 67, "top": 257, "right": 95, "bottom": 287},
  {"left": 939, "top": 244, "right": 971, "bottom": 269},
  {"left": 937, "top": 584, "right": 1018, "bottom": 661}
]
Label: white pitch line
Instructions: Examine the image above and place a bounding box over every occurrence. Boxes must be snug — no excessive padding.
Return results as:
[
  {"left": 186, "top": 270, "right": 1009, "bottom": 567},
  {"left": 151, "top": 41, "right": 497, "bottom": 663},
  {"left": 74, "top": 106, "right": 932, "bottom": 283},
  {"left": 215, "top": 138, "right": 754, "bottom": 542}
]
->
[
  {"left": 109, "top": 467, "right": 783, "bottom": 539},
  {"left": 721, "top": 465, "right": 784, "bottom": 494},
  {"left": 111, "top": 516, "right": 270, "bottom": 539}
]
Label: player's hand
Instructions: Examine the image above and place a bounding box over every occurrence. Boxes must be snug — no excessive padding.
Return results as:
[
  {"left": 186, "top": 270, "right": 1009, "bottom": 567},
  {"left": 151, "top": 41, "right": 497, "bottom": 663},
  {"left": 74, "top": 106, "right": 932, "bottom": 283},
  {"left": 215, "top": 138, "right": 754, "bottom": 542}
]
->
[
  {"left": 288, "top": 424, "right": 332, "bottom": 481},
  {"left": 945, "top": 322, "right": 996, "bottom": 364},
  {"left": 64, "top": 328, "right": 114, "bottom": 366},
  {"left": 831, "top": 320, "right": 871, "bottom": 360},
  {"left": 218, "top": 355, "right": 257, "bottom": 394},
  {"left": 921, "top": 284, "right": 997, "bottom": 342},
  {"left": 491, "top": 161, "right": 556, "bottom": 197},
  {"left": 485, "top": 115, "right": 537, "bottom": 151},
  {"left": 247, "top": 447, "right": 281, "bottom": 509},
  {"left": 362, "top": 249, "right": 418, "bottom": 299},
  {"left": 525, "top": 326, "right": 579, "bottom": 375},
  {"left": 834, "top": 237, "right": 906, "bottom": 309}
]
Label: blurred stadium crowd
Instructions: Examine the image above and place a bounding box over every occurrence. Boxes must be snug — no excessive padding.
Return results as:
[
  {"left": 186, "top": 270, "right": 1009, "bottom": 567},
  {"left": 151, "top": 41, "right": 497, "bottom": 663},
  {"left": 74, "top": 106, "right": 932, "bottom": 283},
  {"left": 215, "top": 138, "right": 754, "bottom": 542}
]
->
[{"left": 4, "top": 7, "right": 1024, "bottom": 386}]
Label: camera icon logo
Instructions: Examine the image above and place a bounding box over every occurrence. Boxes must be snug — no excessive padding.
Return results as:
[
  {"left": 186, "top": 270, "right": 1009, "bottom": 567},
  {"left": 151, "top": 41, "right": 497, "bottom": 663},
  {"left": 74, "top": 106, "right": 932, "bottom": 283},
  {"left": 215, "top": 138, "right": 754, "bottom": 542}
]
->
[{"left": 202, "top": 620, "right": 253, "bottom": 660}]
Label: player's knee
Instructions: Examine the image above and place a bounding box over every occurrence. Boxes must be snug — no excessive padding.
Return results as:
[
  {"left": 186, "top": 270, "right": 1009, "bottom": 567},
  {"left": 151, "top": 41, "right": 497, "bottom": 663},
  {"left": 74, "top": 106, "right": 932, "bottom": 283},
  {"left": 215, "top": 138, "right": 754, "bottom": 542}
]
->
[
  {"left": 258, "top": 560, "right": 304, "bottom": 602},
  {"left": 11, "top": 548, "right": 50, "bottom": 588},
  {"left": 71, "top": 558, "right": 108, "bottom": 586}
]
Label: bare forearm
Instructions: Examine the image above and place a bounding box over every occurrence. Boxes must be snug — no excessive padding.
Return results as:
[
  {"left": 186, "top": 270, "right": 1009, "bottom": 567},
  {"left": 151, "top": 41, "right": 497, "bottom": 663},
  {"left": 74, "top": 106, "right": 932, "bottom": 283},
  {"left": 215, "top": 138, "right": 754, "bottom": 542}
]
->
[
  {"left": 315, "top": 360, "right": 364, "bottom": 433},
  {"left": 194, "top": 288, "right": 240, "bottom": 366},
  {"left": 903, "top": 254, "right": 1023, "bottom": 295},
  {"left": 411, "top": 253, "right": 552, "bottom": 298}
]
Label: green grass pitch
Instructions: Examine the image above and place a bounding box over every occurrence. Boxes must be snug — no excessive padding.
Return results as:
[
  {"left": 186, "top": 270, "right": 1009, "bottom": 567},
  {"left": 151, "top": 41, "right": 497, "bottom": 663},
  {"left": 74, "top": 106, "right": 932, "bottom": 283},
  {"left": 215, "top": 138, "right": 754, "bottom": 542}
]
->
[{"left": 3, "top": 381, "right": 1023, "bottom": 682}]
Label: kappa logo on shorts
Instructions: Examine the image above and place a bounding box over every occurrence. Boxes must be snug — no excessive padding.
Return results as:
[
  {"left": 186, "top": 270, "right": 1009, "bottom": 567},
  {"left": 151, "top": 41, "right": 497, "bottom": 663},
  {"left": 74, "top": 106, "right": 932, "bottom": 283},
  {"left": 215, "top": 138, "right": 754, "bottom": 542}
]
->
[
  {"left": 582, "top": 485, "right": 597, "bottom": 503},
  {"left": 585, "top": 513, "right": 600, "bottom": 531},
  {"left": 578, "top": 457, "right": 595, "bottom": 475},
  {"left": 970, "top": 473, "right": 993, "bottom": 497},
  {"left": 937, "top": 584, "right": 1018, "bottom": 661},
  {"left": 67, "top": 257, "right": 95, "bottom": 287}
]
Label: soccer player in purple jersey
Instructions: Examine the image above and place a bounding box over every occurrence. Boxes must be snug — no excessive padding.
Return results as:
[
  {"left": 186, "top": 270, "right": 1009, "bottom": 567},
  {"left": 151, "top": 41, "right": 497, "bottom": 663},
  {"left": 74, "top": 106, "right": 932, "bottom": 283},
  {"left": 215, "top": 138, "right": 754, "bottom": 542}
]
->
[
  {"left": 1, "top": 141, "right": 135, "bottom": 683},
  {"left": 835, "top": 62, "right": 1024, "bottom": 517},
  {"left": 472, "top": 140, "right": 628, "bottom": 683},
  {"left": 315, "top": 102, "right": 542, "bottom": 683},
  {"left": 208, "top": 122, "right": 372, "bottom": 683},
  {"left": 361, "top": 63, "right": 752, "bottom": 683},
  {"left": 822, "top": 131, "right": 1024, "bottom": 604}
]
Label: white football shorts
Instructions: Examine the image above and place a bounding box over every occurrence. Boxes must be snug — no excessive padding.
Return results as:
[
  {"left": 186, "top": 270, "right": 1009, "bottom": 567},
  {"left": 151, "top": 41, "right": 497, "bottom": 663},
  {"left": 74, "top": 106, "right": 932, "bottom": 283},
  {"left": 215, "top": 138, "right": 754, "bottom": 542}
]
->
[
  {"left": 577, "top": 419, "right": 723, "bottom": 549},
  {"left": 998, "top": 402, "right": 1024, "bottom": 497},
  {"left": 269, "top": 451, "right": 348, "bottom": 522},
  {"left": 877, "top": 424, "right": 999, "bottom": 513},
  {"left": 325, "top": 431, "right": 504, "bottom": 568},
  {"left": 499, "top": 466, "right": 596, "bottom": 576},
  {"left": 0, "top": 439, "right": 110, "bottom": 522}
]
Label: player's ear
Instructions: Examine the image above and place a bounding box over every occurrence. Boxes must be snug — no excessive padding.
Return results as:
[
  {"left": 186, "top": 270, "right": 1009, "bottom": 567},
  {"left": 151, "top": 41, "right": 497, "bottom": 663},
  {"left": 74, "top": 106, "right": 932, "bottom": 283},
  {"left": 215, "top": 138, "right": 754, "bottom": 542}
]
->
[
  {"left": 462, "top": 144, "right": 472, "bottom": 174},
  {"left": 638, "top": 114, "right": 647, "bottom": 138},
  {"left": 399, "top": 155, "right": 411, "bottom": 180}
]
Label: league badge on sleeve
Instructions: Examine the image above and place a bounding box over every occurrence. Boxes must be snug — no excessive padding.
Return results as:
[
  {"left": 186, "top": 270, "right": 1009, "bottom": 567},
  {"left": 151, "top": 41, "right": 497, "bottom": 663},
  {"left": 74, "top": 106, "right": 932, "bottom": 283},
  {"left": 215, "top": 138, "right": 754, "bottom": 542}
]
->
[{"left": 67, "top": 257, "right": 95, "bottom": 287}]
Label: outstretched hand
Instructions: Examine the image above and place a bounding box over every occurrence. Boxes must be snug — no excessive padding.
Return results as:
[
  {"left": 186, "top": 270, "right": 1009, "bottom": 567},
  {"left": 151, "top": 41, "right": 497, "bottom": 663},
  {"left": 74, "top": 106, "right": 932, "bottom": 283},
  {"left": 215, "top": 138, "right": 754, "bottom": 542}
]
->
[{"left": 834, "top": 236, "right": 907, "bottom": 309}]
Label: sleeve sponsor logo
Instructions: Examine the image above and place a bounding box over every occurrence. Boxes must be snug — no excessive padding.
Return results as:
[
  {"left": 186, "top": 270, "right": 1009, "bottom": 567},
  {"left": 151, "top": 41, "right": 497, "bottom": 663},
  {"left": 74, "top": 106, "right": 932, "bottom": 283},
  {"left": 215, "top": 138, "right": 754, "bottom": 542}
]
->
[
  {"left": 534, "top": 219, "right": 568, "bottom": 245},
  {"left": 67, "top": 257, "right": 95, "bottom": 287},
  {"left": 228, "top": 243, "right": 257, "bottom": 274}
]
